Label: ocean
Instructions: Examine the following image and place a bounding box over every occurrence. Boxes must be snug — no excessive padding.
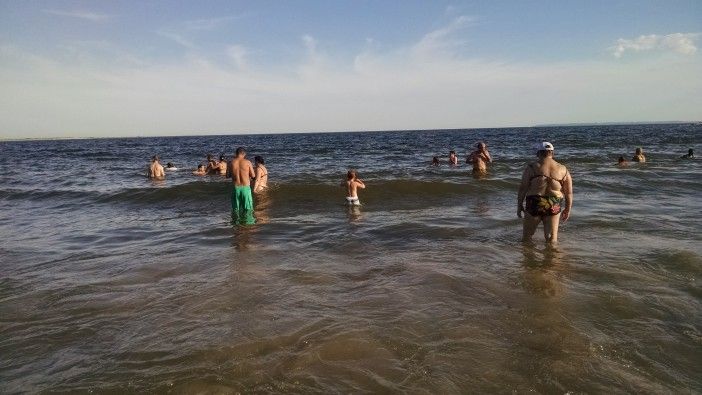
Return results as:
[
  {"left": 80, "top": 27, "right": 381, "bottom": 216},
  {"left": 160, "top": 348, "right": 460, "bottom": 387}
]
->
[{"left": 1, "top": 124, "right": 700, "bottom": 392}]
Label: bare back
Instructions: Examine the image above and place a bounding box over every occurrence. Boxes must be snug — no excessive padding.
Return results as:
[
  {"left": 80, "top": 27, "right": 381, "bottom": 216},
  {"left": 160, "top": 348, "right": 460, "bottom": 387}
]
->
[
  {"left": 148, "top": 162, "right": 165, "bottom": 179},
  {"left": 522, "top": 158, "right": 568, "bottom": 198},
  {"left": 230, "top": 157, "right": 255, "bottom": 187},
  {"left": 346, "top": 179, "right": 365, "bottom": 198}
]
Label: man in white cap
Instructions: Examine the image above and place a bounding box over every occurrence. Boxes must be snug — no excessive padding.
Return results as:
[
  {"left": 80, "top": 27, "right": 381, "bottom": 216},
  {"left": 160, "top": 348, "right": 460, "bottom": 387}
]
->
[{"left": 517, "top": 142, "right": 573, "bottom": 243}]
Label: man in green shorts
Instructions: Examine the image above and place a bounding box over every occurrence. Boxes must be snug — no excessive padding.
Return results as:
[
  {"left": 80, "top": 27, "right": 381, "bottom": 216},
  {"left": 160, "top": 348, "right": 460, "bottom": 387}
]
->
[{"left": 229, "top": 147, "right": 256, "bottom": 225}]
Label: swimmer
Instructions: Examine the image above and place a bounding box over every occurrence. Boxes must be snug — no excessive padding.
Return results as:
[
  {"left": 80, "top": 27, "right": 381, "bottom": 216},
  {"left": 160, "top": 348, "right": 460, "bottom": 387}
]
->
[
  {"left": 147, "top": 155, "right": 165, "bottom": 179},
  {"left": 192, "top": 164, "right": 207, "bottom": 176},
  {"left": 632, "top": 147, "right": 646, "bottom": 163},
  {"left": 431, "top": 156, "right": 440, "bottom": 166},
  {"left": 344, "top": 169, "right": 366, "bottom": 206},
  {"left": 253, "top": 156, "right": 268, "bottom": 193},
  {"left": 205, "top": 154, "right": 218, "bottom": 174},
  {"left": 216, "top": 155, "right": 227, "bottom": 175},
  {"left": 517, "top": 142, "right": 573, "bottom": 243},
  {"left": 165, "top": 162, "right": 178, "bottom": 171},
  {"left": 230, "top": 147, "right": 256, "bottom": 224},
  {"left": 617, "top": 156, "right": 628, "bottom": 167},
  {"left": 448, "top": 150, "right": 458, "bottom": 166},
  {"left": 681, "top": 148, "right": 694, "bottom": 159},
  {"left": 467, "top": 141, "right": 492, "bottom": 174}
]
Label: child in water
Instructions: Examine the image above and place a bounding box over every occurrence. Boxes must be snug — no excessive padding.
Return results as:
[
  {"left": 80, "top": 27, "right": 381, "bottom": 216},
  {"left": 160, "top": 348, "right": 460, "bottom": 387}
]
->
[{"left": 344, "top": 169, "right": 366, "bottom": 206}]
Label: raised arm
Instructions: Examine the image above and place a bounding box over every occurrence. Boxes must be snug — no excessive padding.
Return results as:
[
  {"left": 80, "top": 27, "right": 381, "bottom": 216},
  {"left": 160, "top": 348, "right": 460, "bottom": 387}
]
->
[
  {"left": 355, "top": 179, "right": 366, "bottom": 189},
  {"left": 561, "top": 169, "right": 573, "bottom": 222}
]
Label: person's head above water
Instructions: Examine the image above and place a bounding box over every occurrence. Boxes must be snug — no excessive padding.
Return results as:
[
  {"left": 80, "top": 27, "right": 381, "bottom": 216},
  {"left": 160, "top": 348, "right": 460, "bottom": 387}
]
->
[
  {"left": 534, "top": 141, "right": 554, "bottom": 158},
  {"left": 152, "top": 155, "right": 160, "bottom": 162},
  {"left": 254, "top": 156, "right": 265, "bottom": 165},
  {"left": 432, "top": 156, "right": 440, "bottom": 165},
  {"left": 347, "top": 169, "right": 358, "bottom": 180},
  {"left": 635, "top": 147, "right": 643, "bottom": 155},
  {"left": 235, "top": 147, "right": 246, "bottom": 157},
  {"left": 476, "top": 142, "right": 486, "bottom": 150},
  {"left": 449, "top": 150, "right": 456, "bottom": 155},
  {"left": 197, "top": 164, "right": 205, "bottom": 170},
  {"left": 219, "top": 155, "right": 226, "bottom": 162},
  {"left": 618, "top": 156, "right": 626, "bottom": 163},
  {"left": 688, "top": 148, "right": 694, "bottom": 156},
  {"left": 166, "top": 162, "right": 174, "bottom": 168}
]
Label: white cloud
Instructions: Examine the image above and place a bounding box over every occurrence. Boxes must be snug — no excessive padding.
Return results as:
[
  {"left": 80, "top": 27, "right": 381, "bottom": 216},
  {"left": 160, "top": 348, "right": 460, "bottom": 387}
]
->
[
  {"left": 156, "top": 31, "right": 195, "bottom": 49},
  {"left": 412, "top": 15, "right": 475, "bottom": 59},
  {"left": 226, "top": 45, "right": 248, "bottom": 70},
  {"left": 610, "top": 33, "right": 700, "bottom": 57},
  {"left": 184, "top": 15, "right": 246, "bottom": 31},
  {"left": 42, "top": 9, "right": 112, "bottom": 22}
]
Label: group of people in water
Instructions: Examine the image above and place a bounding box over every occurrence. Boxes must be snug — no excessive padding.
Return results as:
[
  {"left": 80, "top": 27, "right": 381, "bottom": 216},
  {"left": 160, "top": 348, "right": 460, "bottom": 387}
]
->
[
  {"left": 147, "top": 141, "right": 695, "bottom": 243},
  {"left": 431, "top": 142, "right": 493, "bottom": 174}
]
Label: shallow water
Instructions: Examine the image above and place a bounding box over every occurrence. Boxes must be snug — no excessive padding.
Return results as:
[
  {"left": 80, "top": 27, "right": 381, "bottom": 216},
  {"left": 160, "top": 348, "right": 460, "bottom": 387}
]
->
[{"left": 1, "top": 124, "right": 701, "bottom": 392}]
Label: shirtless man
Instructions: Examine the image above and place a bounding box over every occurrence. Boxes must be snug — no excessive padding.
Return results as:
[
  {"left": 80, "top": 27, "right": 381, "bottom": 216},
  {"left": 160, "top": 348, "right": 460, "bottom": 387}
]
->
[
  {"left": 147, "top": 155, "right": 165, "bottom": 179},
  {"left": 467, "top": 142, "right": 492, "bottom": 174},
  {"left": 230, "top": 147, "right": 256, "bottom": 224},
  {"left": 253, "top": 156, "right": 268, "bottom": 193},
  {"left": 344, "top": 169, "right": 366, "bottom": 206},
  {"left": 448, "top": 150, "right": 458, "bottom": 166},
  {"left": 517, "top": 142, "right": 573, "bottom": 243}
]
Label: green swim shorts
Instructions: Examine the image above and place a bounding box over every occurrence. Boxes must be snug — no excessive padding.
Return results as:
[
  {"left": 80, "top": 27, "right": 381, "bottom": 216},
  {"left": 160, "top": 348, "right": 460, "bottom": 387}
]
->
[{"left": 231, "top": 185, "right": 255, "bottom": 225}]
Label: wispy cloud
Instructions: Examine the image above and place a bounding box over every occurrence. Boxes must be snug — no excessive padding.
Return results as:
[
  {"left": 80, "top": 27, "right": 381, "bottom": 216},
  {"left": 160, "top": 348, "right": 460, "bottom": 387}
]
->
[
  {"left": 42, "top": 9, "right": 112, "bottom": 22},
  {"left": 226, "top": 45, "right": 248, "bottom": 70},
  {"left": 610, "top": 33, "right": 700, "bottom": 57},
  {"left": 157, "top": 31, "right": 195, "bottom": 49},
  {"left": 1, "top": 17, "right": 701, "bottom": 138},
  {"left": 184, "top": 15, "right": 247, "bottom": 31},
  {"left": 412, "top": 15, "right": 476, "bottom": 58}
]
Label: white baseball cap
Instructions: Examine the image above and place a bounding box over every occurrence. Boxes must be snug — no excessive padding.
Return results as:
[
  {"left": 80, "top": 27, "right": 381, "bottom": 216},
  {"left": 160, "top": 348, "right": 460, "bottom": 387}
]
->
[{"left": 534, "top": 141, "right": 554, "bottom": 152}]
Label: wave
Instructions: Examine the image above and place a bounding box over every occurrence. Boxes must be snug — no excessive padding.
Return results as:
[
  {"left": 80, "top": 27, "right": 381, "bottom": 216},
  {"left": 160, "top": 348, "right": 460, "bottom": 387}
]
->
[{"left": 0, "top": 178, "right": 520, "bottom": 208}]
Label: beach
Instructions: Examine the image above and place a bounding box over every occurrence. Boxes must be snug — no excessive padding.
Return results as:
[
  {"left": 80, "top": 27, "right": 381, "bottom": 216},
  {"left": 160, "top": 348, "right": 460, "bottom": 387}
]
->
[{"left": 1, "top": 124, "right": 700, "bottom": 392}]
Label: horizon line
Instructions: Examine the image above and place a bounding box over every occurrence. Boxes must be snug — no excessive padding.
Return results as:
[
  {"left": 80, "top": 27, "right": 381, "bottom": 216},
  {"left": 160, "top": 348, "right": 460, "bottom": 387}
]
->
[{"left": 1, "top": 120, "right": 699, "bottom": 142}]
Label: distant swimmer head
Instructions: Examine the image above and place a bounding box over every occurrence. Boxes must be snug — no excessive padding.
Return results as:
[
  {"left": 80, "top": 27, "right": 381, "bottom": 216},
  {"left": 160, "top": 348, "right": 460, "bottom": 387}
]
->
[
  {"left": 219, "top": 155, "right": 226, "bottom": 162},
  {"left": 635, "top": 147, "right": 643, "bottom": 155},
  {"left": 348, "top": 169, "right": 357, "bottom": 180},
  {"left": 198, "top": 164, "right": 205, "bottom": 170},
  {"left": 476, "top": 141, "right": 486, "bottom": 149},
  {"left": 207, "top": 154, "right": 213, "bottom": 161},
  {"left": 688, "top": 148, "right": 694, "bottom": 156},
  {"left": 432, "top": 156, "right": 440, "bottom": 165},
  {"left": 166, "top": 162, "right": 174, "bottom": 168},
  {"left": 235, "top": 147, "right": 246, "bottom": 157},
  {"left": 449, "top": 150, "right": 456, "bottom": 155},
  {"left": 618, "top": 156, "right": 626, "bottom": 163},
  {"left": 254, "top": 156, "right": 265, "bottom": 165},
  {"left": 152, "top": 155, "right": 160, "bottom": 162}
]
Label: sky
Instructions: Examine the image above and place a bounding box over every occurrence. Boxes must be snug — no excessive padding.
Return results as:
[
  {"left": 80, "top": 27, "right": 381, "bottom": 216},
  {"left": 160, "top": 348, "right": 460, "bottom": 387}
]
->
[{"left": 0, "top": 0, "right": 701, "bottom": 139}]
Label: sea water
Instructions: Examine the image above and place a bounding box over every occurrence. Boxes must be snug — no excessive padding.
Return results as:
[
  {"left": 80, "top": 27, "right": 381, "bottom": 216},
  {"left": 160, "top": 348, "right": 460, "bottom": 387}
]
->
[{"left": 1, "top": 124, "right": 700, "bottom": 392}]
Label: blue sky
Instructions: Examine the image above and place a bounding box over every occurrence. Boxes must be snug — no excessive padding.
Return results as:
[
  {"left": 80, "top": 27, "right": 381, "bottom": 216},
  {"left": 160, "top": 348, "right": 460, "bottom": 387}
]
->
[{"left": 1, "top": 0, "right": 701, "bottom": 138}]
